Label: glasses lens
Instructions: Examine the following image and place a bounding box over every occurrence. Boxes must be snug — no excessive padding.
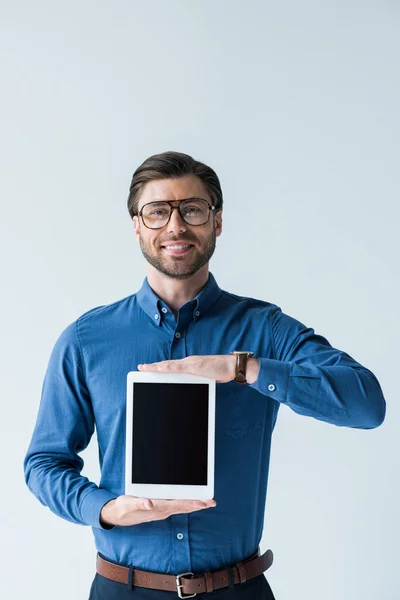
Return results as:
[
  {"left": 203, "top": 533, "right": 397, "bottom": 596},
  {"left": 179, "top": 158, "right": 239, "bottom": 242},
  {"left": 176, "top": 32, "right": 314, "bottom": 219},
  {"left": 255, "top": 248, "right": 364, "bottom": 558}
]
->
[
  {"left": 142, "top": 202, "right": 171, "bottom": 228},
  {"left": 180, "top": 199, "right": 209, "bottom": 225},
  {"left": 142, "top": 199, "right": 210, "bottom": 228}
]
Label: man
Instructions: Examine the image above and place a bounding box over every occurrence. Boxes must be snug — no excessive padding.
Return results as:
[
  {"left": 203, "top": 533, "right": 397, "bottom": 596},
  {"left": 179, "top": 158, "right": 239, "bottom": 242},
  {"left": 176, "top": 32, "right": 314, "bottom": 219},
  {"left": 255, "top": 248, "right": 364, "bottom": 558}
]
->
[{"left": 24, "top": 151, "right": 386, "bottom": 599}]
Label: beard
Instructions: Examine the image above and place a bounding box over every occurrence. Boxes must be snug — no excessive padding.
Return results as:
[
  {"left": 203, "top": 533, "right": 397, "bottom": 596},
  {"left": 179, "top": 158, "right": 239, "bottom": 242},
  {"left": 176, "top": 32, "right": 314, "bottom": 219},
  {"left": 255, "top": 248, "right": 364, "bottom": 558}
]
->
[{"left": 139, "top": 227, "right": 217, "bottom": 280}]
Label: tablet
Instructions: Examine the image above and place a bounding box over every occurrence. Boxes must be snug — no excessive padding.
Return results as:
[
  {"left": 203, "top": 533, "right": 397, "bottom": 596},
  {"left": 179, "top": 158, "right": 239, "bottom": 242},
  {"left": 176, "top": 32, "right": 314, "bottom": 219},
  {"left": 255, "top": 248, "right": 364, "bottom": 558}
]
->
[{"left": 125, "top": 371, "right": 215, "bottom": 500}]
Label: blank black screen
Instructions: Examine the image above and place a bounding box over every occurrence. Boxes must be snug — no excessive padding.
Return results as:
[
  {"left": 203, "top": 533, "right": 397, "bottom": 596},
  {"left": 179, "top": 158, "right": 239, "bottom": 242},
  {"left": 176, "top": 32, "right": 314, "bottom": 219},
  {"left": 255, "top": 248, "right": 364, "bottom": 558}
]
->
[{"left": 131, "top": 382, "right": 209, "bottom": 485}]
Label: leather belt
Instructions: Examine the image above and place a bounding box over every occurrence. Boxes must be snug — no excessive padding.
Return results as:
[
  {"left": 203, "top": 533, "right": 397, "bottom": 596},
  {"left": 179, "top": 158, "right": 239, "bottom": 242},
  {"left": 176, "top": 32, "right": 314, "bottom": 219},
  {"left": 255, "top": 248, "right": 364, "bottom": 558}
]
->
[{"left": 96, "top": 548, "right": 273, "bottom": 598}]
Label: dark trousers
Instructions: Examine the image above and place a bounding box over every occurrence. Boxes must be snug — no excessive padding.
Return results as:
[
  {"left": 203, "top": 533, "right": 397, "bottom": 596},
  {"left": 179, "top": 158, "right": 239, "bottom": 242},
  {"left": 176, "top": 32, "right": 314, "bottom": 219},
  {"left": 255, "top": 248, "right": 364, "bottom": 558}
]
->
[{"left": 88, "top": 554, "right": 276, "bottom": 599}]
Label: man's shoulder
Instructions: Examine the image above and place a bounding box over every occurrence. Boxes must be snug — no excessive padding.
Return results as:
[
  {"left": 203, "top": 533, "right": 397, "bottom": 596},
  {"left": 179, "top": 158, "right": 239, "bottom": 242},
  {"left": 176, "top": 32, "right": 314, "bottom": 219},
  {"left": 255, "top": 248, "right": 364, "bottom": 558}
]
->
[
  {"left": 221, "top": 288, "right": 281, "bottom": 313},
  {"left": 75, "top": 292, "right": 136, "bottom": 328}
]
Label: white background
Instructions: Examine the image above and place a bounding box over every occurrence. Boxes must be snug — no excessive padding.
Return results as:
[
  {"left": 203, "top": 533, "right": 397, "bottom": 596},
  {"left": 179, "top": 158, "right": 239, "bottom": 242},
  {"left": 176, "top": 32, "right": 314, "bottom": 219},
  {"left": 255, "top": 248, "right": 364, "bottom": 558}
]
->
[{"left": 1, "top": 1, "right": 398, "bottom": 598}]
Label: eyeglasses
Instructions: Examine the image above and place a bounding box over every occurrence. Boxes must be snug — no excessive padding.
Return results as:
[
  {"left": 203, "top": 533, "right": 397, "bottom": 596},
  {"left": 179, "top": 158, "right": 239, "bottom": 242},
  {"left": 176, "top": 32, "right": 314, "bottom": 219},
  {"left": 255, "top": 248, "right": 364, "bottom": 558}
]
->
[{"left": 137, "top": 198, "right": 217, "bottom": 230}]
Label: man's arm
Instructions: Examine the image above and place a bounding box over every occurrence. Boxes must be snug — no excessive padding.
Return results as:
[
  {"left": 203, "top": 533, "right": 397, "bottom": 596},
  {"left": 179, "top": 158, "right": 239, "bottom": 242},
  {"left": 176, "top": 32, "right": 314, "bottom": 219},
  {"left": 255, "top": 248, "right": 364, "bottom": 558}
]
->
[
  {"left": 249, "top": 306, "right": 386, "bottom": 429},
  {"left": 23, "top": 321, "right": 117, "bottom": 529}
]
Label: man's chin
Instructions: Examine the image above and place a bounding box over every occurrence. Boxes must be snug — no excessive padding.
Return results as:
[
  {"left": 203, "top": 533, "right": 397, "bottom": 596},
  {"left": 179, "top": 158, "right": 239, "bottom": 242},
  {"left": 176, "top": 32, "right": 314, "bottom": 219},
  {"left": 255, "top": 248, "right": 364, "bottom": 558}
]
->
[
  {"left": 158, "top": 262, "right": 199, "bottom": 279},
  {"left": 142, "top": 254, "right": 198, "bottom": 279}
]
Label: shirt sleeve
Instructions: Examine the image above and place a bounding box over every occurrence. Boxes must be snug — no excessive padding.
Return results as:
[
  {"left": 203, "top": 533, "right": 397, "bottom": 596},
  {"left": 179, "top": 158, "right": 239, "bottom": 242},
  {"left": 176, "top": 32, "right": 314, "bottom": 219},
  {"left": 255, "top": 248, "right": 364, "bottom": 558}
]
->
[
  {"left": 23, "top": 320, "right": 117, "bottom": 529},
  {"left": 249, "top": 307, "right": 386, "bottom": 429}
]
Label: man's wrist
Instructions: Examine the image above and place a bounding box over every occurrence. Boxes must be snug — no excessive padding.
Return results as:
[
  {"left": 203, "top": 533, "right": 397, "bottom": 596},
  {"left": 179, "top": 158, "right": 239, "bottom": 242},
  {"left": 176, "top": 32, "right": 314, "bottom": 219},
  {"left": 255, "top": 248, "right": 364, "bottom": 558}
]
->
[
  {"left": 100, "top": 498, "right": 117, "bottom": 528},
  {"left": 246, "top": 357, "right": 260, "bottom": 384}
]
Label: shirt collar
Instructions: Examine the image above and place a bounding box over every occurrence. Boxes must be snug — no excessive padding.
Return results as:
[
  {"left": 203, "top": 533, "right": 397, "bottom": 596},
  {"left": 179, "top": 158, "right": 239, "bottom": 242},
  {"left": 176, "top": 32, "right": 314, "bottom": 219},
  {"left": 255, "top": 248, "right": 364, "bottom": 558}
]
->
[{"left": 136, "top": 271, "right": 222, "bottom": 326}]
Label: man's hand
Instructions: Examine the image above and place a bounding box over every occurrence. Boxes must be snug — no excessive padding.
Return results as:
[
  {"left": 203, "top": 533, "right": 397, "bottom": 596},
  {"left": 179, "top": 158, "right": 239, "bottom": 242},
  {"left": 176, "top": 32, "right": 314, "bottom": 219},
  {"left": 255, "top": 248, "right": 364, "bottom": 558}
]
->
[
  {"left": 100, "top": 496, "right": 217, "bottom": 527},
  {"left": 103, "top": 355, "right": 258, "bottom": 528},
  {"left": 137, "top": 355, "right": 260, "bottom": 384}
]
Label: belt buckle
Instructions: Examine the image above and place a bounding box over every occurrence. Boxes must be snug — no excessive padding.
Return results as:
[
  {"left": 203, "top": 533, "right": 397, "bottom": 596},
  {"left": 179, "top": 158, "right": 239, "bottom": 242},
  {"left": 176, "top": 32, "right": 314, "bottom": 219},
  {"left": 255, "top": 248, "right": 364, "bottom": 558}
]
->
[{"left": 175, "top": 572, "right": 196, "bottom": 598}]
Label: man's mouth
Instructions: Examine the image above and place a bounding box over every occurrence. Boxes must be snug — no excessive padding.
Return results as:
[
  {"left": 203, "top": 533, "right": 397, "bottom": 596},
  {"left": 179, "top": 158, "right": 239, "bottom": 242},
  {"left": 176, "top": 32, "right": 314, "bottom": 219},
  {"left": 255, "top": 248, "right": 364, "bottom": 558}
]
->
[{"left": 161, "top": 244, "right": 194, "bottom": 255}]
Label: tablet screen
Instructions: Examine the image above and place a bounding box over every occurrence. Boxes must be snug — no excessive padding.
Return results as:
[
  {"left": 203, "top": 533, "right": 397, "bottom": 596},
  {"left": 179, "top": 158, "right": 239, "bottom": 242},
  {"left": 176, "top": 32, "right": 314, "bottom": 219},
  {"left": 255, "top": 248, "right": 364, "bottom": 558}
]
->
[{"left": 131, "top": 382, "right": 209, "bottom": 486}]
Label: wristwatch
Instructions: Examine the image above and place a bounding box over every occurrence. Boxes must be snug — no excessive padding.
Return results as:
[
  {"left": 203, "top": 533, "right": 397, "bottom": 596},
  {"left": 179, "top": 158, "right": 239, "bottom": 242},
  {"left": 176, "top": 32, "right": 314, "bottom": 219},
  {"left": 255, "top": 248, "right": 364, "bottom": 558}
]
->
[{"left": 230, "top": 351, "right": 254, "bottom": 384}]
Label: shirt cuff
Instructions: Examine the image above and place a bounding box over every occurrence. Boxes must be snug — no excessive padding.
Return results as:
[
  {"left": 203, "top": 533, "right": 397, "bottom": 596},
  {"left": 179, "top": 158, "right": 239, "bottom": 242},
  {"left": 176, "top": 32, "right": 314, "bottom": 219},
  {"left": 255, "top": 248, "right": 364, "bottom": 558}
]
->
[
  {"left": 80, "top": 487, "right": 118, "bottom": 530},
  {"left": 249, "top": 357, "right": 290, "bottom": 402}
]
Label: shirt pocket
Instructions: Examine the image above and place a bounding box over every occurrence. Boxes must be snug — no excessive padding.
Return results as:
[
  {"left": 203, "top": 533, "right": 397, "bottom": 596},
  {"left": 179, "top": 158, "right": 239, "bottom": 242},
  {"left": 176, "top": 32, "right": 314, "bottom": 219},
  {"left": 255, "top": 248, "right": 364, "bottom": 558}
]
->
[{"left": 216, "top": 381, "right": 266, "bottom": 438}]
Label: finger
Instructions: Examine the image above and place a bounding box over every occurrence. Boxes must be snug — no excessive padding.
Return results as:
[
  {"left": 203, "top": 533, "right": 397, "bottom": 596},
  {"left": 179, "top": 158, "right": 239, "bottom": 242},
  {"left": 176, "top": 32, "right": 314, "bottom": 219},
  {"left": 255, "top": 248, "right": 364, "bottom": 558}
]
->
[
  {"left": 183, "top": 500, "right": 217, "bottom": 512},
  {"left": 200, "top": 499, "right": 217, "bottom": 508},
  {"left": 152, "top": 499, "right": 216, "bottom": 513},
  {"left": 138, "top": 360, "right": 182, "bottom": 372},
  {"left": 154, "top": 498, "right": 216, "bottom": 506},
  {"left": 138, "top": 361, "right": 170, "bottom": 368}
]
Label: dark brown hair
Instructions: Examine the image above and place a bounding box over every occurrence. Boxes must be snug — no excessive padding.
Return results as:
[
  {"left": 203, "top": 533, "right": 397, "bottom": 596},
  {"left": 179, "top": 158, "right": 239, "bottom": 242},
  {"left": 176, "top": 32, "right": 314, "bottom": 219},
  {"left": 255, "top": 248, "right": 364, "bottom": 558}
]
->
[{"left": 127, "top": 151, "right": 223, "bottom": 219}]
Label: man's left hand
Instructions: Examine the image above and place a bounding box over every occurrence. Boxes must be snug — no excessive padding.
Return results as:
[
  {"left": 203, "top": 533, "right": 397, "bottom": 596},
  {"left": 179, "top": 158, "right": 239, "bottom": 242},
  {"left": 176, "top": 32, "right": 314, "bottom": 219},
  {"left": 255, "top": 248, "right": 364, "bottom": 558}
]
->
[{"left": 137, "top": 355, "right": 259, "bottom": 384}]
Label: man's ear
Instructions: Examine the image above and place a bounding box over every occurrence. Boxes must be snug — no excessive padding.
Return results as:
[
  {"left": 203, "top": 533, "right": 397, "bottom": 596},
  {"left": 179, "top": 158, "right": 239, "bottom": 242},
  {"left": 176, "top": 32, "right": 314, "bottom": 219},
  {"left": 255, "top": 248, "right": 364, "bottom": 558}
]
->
[
  {"left": 133, "top": 216, "right": 140, "bottom": 241},
  {"left": 215, "top": 210, "right": 223, "bottom": 237}
]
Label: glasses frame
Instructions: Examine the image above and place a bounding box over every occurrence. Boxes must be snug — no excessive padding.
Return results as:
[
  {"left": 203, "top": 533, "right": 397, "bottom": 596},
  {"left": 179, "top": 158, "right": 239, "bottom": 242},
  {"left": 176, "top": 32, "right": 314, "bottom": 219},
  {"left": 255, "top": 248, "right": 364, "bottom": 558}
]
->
[{"left": 137, "top": 198, "right": 217, "bottom": 230}]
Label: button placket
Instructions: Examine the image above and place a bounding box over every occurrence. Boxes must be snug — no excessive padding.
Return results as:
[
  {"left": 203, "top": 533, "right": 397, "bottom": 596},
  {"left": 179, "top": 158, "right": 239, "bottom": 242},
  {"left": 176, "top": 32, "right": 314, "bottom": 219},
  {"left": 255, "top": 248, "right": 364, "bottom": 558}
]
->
[{"left": 171, "top": 514, "right": 191, "bottom": 572}]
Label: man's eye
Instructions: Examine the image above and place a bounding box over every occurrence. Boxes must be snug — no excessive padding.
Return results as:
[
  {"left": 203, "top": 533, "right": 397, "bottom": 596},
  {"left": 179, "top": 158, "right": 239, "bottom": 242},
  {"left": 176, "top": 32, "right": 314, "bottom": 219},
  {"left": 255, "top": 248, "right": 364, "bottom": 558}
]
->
[{"left": 150, "top": 209, "right": 169, "bottom": 216}]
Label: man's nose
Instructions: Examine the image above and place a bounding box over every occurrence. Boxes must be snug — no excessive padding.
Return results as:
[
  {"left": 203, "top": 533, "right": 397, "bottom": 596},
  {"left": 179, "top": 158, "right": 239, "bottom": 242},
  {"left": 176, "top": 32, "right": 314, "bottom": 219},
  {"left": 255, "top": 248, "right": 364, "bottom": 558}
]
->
[{"left": 166, "top": 206, "right": 188, "bottom": 233}]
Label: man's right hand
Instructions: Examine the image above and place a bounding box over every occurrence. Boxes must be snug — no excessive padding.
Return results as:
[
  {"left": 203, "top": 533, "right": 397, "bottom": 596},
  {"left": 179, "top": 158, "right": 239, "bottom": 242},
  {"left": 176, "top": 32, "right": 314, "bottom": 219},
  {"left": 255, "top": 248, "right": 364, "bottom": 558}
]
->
[{"left": 100, "top": 495, "right": 217, "bottom": 527}]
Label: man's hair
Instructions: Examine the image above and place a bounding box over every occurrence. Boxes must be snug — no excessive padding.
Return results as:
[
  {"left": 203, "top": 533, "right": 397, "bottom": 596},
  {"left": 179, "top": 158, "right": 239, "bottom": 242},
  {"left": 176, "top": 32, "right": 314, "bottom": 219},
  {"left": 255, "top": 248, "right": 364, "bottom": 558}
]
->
[{"left": 127, "top": 151, "right": 223, "bottom": 219}]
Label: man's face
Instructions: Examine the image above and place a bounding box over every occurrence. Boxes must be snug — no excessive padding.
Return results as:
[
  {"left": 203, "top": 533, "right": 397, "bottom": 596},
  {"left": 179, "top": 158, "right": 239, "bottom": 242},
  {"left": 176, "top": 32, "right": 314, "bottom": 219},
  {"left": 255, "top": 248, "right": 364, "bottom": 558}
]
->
[{"left": 133, "top": 175, "right": 222, "bottom": 280}]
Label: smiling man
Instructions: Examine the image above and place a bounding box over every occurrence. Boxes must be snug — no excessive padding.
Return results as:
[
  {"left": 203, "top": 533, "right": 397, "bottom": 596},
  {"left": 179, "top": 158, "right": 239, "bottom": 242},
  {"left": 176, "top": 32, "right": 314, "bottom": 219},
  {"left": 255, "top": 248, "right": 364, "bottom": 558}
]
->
[{"left": 24, "top": 151, "right": 386, "bottom": 600}]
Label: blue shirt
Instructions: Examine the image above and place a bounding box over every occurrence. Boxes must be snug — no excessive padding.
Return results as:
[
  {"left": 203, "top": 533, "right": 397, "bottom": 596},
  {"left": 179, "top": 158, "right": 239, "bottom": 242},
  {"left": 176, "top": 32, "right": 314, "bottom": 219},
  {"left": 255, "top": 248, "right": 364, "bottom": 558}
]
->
[{"left": 24, "top": 272, "right": 386, "bottom": 574}]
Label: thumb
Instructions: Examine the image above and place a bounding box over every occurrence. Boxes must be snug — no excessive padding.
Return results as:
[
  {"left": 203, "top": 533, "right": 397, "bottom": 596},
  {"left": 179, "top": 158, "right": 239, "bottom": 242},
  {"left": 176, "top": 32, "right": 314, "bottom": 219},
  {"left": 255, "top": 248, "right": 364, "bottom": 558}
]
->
[
  {"left": 133, "top": 496, "right": 153, "bottom": 510},
  {"left": 120, "top": 494, "right": 153, "bottom": 511},
  {"left": 141, "top": 498, "right": 153, "bottom": 510}
]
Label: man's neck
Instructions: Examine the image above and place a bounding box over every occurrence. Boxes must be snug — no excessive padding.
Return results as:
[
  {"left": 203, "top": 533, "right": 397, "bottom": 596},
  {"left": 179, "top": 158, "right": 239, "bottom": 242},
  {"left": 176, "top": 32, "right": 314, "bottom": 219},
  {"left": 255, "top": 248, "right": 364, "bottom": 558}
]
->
[{"left": 146, "top": 264, "right": 210, "bottom": 318}]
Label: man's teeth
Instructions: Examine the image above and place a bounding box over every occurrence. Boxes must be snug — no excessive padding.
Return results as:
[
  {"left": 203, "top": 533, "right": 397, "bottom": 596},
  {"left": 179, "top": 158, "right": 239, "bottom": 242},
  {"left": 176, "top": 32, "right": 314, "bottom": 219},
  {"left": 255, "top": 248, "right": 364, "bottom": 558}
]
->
[{"left": 164, "top": 245, "right": 191, "bottom": 250}]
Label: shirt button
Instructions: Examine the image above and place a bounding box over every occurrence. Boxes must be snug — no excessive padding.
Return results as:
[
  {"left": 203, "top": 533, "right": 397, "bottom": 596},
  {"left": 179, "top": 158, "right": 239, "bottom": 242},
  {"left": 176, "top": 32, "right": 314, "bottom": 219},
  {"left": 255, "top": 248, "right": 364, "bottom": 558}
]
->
[
  {"left": 176, "top": 533, "right": 184, "bottom": 540},
  {"left": 195, "top": 311, "right": 200, "bottom": 316},
  {"left": 161, "top": 308, "right": 168, "bottom": 313},
  {"left": 154, "top": 314, "right": 159, "bottom": 320},
  {"left": 175, "top": 332, "right": 181, "bottom": 339},
  {"left": 268, "top": 384, "right": 276, "bottom": 392}
]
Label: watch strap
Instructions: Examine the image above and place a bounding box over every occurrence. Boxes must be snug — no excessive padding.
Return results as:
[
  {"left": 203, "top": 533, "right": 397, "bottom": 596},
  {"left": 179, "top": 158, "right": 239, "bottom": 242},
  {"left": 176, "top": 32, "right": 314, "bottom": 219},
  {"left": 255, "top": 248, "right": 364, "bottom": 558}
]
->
[{"left": 231, "top": 352, "right": 253, "bottom": 384}]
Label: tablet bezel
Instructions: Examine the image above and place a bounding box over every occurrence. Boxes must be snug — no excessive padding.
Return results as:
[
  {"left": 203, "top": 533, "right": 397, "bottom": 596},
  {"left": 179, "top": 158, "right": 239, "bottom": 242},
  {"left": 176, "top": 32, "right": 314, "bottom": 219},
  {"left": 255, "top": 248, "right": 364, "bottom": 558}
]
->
[{"left": 125, "top": 370, "right": 215, "bottom": 499}]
